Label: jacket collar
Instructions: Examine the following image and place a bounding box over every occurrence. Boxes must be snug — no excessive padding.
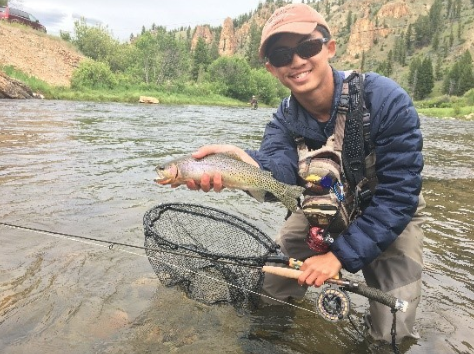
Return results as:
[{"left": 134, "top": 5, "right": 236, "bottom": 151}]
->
[{"left": 283, "top": 67, "right": 344, "bottom": 140}]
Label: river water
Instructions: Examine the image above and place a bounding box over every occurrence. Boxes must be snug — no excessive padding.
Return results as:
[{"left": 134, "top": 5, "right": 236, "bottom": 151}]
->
[{"left": 0, "top": 99, "right": 473, "bottom": 354}]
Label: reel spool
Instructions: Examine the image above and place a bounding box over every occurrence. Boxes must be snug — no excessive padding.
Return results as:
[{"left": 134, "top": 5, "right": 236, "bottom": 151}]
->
[{"left": 316, "top": 286, "right": 351, "bottom": 322}]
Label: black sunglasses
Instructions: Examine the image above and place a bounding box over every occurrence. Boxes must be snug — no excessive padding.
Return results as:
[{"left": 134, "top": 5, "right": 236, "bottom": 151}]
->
[{"left": 267, "top": 38, "right": 329, "bottom": 67}]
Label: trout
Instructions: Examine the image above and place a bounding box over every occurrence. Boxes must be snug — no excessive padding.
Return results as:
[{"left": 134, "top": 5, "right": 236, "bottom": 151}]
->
[{"left": 154, "top": 153, "right": 304, "bottom": 212}]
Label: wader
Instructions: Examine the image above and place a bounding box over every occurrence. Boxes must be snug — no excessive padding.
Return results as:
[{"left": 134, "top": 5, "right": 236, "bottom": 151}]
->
[{"left": 262, "top": 193, "right": 425, "bottom": 343}]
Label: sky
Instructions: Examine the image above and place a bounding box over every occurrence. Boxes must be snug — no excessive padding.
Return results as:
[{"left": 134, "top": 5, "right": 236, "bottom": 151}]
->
[{"left": 15, "top": 0, "right": 301, "bottom": 42}]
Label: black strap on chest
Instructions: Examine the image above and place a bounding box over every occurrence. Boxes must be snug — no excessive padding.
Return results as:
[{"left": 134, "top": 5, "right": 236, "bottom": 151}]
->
[{"left": 338, "top": 72, "right": 372, "bottom": 198}]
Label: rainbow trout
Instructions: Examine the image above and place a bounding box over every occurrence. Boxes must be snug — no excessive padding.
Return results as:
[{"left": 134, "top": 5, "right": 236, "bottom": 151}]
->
[{"left": 154, "top": 153, "right": 304, "bottom": 212}]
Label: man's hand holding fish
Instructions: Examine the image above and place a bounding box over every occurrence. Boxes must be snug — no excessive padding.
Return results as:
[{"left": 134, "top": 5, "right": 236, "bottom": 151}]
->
[{"left": 186, "top": 144, "right": 259, "bottom": 192}]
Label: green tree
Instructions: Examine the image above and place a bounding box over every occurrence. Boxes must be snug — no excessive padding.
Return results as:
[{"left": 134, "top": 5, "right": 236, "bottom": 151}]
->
[
  {"left": 59, "top": 30, "right": 71, "bottom": 42},
  {"left": 405, "top": 25, "right": 413, "bottom": 53},
  {"left": 432, "top": 32, "right": 439, "bottom": 51},
  {"left": 428, "top": 0, "right": 443, "bottom": 34},
  {"left": 414, "top": 57, "right": 434, "bottom": 100},
  {"left": 155, "top": 30, "right": 191, "bottom": 84},
  {"left": 413, "top": 15, "right": 431, "bottom": 47},
  {"left": 206, "top": 56, "right": 253, "bottom": 100},
  {"left": 408, "top": 57, "right": 421, "bottom": 93},
  {"left": 443, "top": 50, "right": 474, "bottom": 96},
  {"left": 250, "top": 68, "right": 289, "bottom": 105},
  {"left": 346, "top": 10, "right": 353, "bottom": 32},
  {"left": 71, "top": 59, "right": 117, "bottom": 89},
  {"left": 449, "top": 26, "right": 454, "bottom": 47},
  {"left": 376, "top": 60, "right": 392, "bottom": 77},
  {"left": 413, "top": 0, "right": 442, "bottom": 48},
  {"left": 134, "top": 31, "right": 159, "bottom": 84},
  {"left": 72, "top": 18, "right": 118, "bottom": 63},
  {"left": 246, "top": 21, "right": 262, "bottom": 69},
  {"left": 435, "top": 55, "right": 443, "bottom": 81},
  {"left": 192, "top": 37, "right": 211, "bottom": 81},
  {"left": 394, "top": 34, "right": 406, "bottom": 65}
]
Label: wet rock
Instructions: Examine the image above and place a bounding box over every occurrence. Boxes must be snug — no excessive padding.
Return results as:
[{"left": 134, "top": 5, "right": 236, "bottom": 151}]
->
[
  {"left": 0, "top": 71, "right": 38, "bottom": 99},
  {"left": 139, "top": 95, "right": 159, "bottom": 104}
]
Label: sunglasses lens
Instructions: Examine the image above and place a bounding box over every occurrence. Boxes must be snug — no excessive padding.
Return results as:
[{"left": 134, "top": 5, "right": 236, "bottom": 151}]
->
[
  {"left": 297, "top": 40, "right": 323, "bottom": 59},
  {"left": 268, "top": 39, "right": 326, "bottom": 67},
  {"left": 269, "top": 49, "right": 293, "bottom": 67}
]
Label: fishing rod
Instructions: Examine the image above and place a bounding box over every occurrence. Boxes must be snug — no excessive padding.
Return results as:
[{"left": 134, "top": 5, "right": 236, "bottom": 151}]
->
[
  {"left": 0, "top": 220, "right": 320, "bottom": 316},
  {"left": 0, "top": 221, "right": 268, "bottom": 268},
  {"left": 1, "top": 212, "right": 408, "bottom": 319}
]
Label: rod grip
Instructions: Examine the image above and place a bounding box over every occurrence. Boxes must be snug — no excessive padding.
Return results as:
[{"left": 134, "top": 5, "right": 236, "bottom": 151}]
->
[
  {"left": 262, "top": 265, "right": 301, "bottom": 279},
  {"left": 261, "top": 266, "right": 408, "bottom": 313}
]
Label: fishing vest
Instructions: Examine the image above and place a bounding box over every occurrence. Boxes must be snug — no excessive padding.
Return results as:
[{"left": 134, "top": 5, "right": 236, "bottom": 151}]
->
[{"left": 296, "top": 71, "right": 378, "bottom": 248}]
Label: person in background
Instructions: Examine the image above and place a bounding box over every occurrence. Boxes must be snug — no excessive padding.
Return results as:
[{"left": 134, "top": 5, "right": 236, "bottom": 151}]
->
[
  {"left": 172, "top": 3, "right": 425, "bottom": 347},
  {"left": 249, "top": 95, "right": 258, "bottom": 109}
]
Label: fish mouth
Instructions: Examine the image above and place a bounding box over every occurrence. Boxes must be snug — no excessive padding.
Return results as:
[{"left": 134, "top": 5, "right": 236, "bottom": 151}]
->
[
  {"left": 154, "top": 164, "right": 178, "bottom": 185},
  {"left": 154, "top": 177, "right": 172, "bottom": 184}
]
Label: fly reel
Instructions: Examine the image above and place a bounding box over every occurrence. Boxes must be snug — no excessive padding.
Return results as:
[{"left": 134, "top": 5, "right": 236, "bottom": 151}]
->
[{"left": 316, "top": 286, "right": 351, "bottom": 322}]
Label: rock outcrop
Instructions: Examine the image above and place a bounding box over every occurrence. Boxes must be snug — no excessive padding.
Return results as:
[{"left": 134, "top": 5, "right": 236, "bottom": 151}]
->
[
  {"left": 0, "top": 71, "right": 39, "bottom": 98},
  {"left": 218, "top": 18, "right": 237, "bottom": 56},
  {"left": 191, "top": 25, "right": 213, "bottom": 51}
]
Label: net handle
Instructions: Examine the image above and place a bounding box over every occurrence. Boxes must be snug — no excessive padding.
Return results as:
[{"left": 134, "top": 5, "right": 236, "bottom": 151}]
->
[{"left": 262, "top": 266, "right": 408, "bottom": 313}]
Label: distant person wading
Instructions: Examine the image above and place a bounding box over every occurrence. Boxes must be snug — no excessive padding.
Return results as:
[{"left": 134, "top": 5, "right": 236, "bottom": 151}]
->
[{"left": 249, "top": 95, "right": 258, "bottom": 109}]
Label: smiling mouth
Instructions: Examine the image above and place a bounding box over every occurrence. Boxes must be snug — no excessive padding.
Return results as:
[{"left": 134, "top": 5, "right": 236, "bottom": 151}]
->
[{"left": 290, "top": 70, "right": 312, "bottom": 80}]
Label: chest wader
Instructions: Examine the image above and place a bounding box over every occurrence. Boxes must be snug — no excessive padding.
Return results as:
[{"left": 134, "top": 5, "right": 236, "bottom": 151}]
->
[{"left": 296, "top": 71, "right": 377, "bottom": 254}]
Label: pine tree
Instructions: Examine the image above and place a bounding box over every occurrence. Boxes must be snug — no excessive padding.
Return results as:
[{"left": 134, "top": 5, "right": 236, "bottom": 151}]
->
[
  {"left": 192, "top": 37, "right": 211, "bottom": 81},
  {"left": 442, "top": 51, "right": 474, "bottom": 96},
  {"left": 408, "top": 57, "right": 422, "bottom": 92},
  {"left": 435, "top": 56, "right": 443, "bottom": 81},
  {"left": 414, "top": 57, "right": 434, "bottom": 100},
  {"left": 457, "top": 51, "right": 474, "bottom": 95},
  {"left": 346, "top": 10, "right": 353, "bottom": 33},
  {"left": 405, "top": 25, "right": 413, "bottom": 54},
  {"left": 246, "top": 21, "right": 262, "bottom": 69}
]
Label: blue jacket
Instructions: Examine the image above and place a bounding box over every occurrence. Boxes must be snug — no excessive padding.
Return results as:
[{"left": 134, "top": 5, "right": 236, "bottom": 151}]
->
[{"left": 246, "top": 68, "right": 423, "bottom": 273}]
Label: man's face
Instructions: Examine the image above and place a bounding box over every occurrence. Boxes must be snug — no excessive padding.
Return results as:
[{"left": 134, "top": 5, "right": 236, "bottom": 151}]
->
[{"left": 265, "top": 31, "right": 336, "bottom": 95}]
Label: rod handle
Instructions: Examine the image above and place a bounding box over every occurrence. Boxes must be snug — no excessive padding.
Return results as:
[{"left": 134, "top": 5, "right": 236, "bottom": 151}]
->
[
  {"left": 261, "top": 266, "right": 408, "bottom": 313},
  {"left": 262, "top": 265, "right": 301, "bottom": 279}
]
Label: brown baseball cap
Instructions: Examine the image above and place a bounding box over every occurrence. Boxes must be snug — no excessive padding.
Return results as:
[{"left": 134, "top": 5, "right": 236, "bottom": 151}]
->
[{"left": 259, "top": 3, "right": 330, "bottom": 59}]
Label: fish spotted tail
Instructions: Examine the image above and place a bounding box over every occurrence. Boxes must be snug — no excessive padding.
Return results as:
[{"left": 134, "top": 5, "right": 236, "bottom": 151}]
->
[{"left": 275, "top": 184, "right": 305, "bottom": 212}]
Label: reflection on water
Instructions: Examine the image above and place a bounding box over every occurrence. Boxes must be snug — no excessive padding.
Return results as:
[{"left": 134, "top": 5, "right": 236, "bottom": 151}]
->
[{"left": 0, "top": 100, "right": 473, "bottom": 353}]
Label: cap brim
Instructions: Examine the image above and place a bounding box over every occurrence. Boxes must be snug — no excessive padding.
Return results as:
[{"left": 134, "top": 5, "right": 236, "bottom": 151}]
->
[{"left": 259, "top": 22, "right": 317, "bottom": 60}]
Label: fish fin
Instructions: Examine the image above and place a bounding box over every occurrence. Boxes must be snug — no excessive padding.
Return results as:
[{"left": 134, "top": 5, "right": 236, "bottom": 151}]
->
[{"left": 246, "top": 189, "right": 267, "bottom": 203}]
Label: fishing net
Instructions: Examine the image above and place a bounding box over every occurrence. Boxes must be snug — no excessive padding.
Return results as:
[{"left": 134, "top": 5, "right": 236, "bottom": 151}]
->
[
  {"left": 143, "top": 203, "right": 281, "bottom": 311},
  {"left": 143, "top": 202, "right": 408, "bottom": 318}
]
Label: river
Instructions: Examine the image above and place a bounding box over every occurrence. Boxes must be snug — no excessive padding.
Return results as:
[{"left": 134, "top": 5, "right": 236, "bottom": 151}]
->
[{"left": 0, "top": 99, "right": 473, "bottom": 354}]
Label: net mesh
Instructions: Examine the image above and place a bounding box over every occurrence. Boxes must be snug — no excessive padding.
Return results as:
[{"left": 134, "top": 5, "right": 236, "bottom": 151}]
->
[{"left": 143, "top": 203, "right": 280, "bottom": 311}]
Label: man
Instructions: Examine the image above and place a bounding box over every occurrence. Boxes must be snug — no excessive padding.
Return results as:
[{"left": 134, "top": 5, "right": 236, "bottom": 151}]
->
[
  {"left": 249, "top": 95, "right": 258, "bottom": 109},
  {"left": 176, "top": 3, "right": 425, "bottom": 345}
]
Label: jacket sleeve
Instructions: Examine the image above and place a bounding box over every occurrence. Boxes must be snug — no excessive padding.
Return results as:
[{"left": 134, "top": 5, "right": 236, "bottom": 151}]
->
[
  {"left": 246, "top": 100, "right": 300, "bottom": 186},
  {"left": 330, "top": 74, "right": 423, "bottom": 273}
]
